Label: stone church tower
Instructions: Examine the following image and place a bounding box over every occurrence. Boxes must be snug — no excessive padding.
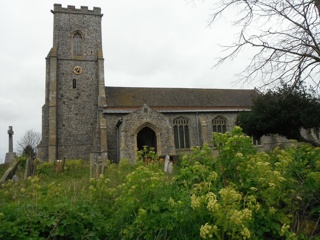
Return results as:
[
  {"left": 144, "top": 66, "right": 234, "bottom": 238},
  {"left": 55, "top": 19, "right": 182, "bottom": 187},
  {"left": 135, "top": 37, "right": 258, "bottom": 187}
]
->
[{"left": 38, "top": 4, "right": 107, "bottom": 162}]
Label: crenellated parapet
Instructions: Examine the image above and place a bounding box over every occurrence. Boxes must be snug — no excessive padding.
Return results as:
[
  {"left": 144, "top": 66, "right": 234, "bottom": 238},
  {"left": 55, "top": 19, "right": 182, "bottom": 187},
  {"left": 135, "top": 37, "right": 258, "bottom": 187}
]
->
[{"left": 52, "top": 4, "right": 102, "bottom": 15}]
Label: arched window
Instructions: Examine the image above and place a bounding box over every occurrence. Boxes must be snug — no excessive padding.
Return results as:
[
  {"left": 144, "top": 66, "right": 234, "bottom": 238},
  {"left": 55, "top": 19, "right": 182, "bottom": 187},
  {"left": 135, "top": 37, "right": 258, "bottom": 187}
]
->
[
  {"left": 73, "top": 33, "right": 83, "bottom": 56},
  {"left": 173, "top": 117, "right": 190, "bottom": 149},
  {"left": 212, "top": 116, "right": 227, "bottom": 133}
]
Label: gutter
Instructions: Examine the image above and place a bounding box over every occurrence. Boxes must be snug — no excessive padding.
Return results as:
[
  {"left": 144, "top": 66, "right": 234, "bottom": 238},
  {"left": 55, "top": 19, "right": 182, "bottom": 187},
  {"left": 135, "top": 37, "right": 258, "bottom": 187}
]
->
[
  {"left": 116, "top": 118, "right": 123, "bottom": 163},
  {"left": 104, "top": 108, "right": 251, "bottom": 114}
]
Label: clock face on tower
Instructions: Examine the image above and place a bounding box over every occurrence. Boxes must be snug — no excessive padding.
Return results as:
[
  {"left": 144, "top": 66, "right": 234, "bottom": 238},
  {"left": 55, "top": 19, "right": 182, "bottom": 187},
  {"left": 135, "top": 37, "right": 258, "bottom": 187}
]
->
[{"left": 73, "top": 66, "right": 83, "bottom": 75}]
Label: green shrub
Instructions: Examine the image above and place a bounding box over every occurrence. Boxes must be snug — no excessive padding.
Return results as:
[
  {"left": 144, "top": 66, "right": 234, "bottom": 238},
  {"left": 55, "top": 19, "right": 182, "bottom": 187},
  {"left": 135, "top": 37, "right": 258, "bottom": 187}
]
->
[{"left": 1, "top": 129, "right": 320, "bottom": 239}]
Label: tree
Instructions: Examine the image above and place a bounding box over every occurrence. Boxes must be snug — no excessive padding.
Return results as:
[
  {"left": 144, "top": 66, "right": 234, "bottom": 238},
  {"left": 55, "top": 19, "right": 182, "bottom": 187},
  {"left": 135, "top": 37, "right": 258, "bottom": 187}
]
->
[
  {"left": 236, "top": 84, "right": 320, "bottom": 146},
  {"left": 211, "top": 0, "right": 320, "bottom": 89},
  {"left": 17, "top": 129, "right": 41, "bottom": 159}
]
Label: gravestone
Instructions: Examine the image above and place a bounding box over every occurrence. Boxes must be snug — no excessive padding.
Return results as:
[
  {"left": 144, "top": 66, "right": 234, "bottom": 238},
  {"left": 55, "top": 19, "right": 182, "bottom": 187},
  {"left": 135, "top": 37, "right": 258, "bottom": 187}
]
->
[
  {"left": 90, "top": 156, "right": 106, "bottom": 179},
  {"left": 24, "top": 157, "right": 37, "bottom": 180},
  {"left": 0, "top": 160, "right": 19, "bottom": 183},
  {"left": 164, "top": 154, "right": 173, "bottom": 174},
  {"left": 164, "top": 154, "right": 170, "bottom": 172},
  {"left": 5, "top": 126, "right": 16, "bottom": 164},
  {"left": 55, "top": 158, "right": 66, "bottom": 173},
  {"left": 167, "top": 161, "right": 173, "bottom": 174}
]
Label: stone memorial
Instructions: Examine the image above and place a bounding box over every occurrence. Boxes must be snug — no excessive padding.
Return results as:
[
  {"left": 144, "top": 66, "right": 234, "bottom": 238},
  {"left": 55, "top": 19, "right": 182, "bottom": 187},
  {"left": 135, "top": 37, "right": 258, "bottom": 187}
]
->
[
  {"left": 0, "top": 160, "right": 19, "bottom": 183},
  {"left": 164, "top": 154, "right": 170, "bottom": 172},
  {"left": 5, "top": 126, "right": 16, "bottom": 164},
  {"left": 90, "top": 156, "right": 106, "bottom": 179},
  {"left": 167, "top": 161, "right": 173, "bottom": 174},
  {"left": 24, "top": 157, "right": 37, "bottom": 180}
]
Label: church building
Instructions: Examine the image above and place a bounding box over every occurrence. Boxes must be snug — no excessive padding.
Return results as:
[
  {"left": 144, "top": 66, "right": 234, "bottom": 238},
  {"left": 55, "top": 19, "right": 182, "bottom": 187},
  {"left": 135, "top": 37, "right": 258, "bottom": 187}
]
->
[{"left": 38, "top": 4, "right": 259, "bottom": 163}]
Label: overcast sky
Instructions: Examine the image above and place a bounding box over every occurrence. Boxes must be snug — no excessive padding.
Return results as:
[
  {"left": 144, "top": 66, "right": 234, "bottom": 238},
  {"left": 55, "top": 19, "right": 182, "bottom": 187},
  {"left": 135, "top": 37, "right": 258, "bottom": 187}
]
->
[{"left": 0, "top": 0, "right": 253, "bottom": 163}]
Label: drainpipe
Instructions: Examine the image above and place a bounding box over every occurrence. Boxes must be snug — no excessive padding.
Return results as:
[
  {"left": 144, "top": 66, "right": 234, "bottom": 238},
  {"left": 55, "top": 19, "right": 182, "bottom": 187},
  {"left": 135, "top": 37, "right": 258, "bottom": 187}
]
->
[
  {"left": 116, "top": 118, "right": 123, "bottom": 163},
  {"left": 196, "top": 112, "right": 201, "bottom": 147}
]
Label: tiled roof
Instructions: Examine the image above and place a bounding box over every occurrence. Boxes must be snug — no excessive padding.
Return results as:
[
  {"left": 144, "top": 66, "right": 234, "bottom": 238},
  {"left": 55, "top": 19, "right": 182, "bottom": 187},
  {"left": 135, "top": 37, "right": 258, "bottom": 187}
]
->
[{"left": 104, "top": 86, "right": 259, "bottom": 110}]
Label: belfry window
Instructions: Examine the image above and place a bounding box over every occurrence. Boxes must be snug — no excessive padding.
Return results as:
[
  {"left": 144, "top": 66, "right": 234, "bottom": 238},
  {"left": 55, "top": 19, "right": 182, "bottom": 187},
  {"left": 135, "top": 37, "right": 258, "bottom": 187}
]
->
[
  {"left": 212, "top": 116, "right": 227, "bottom": 133},
  {"left": 173, "top": 117, "right": 190, "bottom": 149},
  {"left": 73, "top": 33, "right": 83, "bottom": 56}
]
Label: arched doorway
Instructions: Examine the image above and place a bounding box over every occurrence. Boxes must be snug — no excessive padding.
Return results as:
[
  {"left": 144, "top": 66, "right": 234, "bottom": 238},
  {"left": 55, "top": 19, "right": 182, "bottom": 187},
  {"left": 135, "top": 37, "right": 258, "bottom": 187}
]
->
[{"left": 137, "top": 127, "right": 157, "bottom": 152}]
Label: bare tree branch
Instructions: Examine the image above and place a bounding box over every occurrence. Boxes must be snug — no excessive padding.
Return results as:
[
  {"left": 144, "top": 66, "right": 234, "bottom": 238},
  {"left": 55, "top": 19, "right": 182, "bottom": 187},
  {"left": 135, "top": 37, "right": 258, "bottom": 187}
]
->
[
  {"left": 210, "top": 0, "right": 320, "bottom": 90},
  {"left": 17, "top": 129, "right": 41, "bottom": 157}
]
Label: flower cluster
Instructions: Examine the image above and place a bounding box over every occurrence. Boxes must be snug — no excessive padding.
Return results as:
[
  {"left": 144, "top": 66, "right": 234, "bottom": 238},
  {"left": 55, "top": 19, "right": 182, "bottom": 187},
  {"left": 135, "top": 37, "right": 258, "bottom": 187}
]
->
[
  {"left": 200, "top": 223, "right": 217, "bottom": 239},
  {"left": 229, "top": 208, "right": 252, "bottom": 226},
  {"left": 191, "top": 194, "right": 201, "bottom": 209},
  {"left": 206, "top": 192, "right": 218, "bottom": 213},
  {"left": 219, "top": 187, "right": 242, "bottom": 206}
]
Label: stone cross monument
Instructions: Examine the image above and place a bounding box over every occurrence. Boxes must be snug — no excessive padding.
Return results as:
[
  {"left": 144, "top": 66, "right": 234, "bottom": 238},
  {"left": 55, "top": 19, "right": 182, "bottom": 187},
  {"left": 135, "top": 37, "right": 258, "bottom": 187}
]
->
[{"left": 5, "top": 126, "right": 16, "bottom": 164}]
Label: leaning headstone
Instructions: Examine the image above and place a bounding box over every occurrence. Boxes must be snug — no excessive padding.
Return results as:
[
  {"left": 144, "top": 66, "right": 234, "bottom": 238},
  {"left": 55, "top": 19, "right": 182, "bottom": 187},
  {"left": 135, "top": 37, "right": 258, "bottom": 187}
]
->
[
  {"left": 24, "top": 157, "right": 31, "bottom": 180},
  {"left": 0, "top": 160, "right": 19, "bottom": 183},
  {"left": 5, "top": 126, "right": 16, "bottom": 164}
]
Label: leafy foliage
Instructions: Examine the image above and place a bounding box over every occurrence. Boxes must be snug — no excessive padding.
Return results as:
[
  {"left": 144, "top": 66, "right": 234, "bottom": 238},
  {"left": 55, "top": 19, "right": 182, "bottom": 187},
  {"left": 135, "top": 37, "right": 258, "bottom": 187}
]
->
[
  {"left": 1, "top": 128, "right": 320, "bottom": 239},
  {"left": 237, "top": 84, "right": 320, "bottom": 146}
]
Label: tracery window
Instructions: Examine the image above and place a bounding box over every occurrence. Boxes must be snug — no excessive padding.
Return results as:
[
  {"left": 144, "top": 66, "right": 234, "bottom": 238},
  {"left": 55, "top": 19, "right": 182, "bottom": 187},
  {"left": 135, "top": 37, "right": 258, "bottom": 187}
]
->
[
  {"left": 73, "top": 33, "right": 83, "bottom": 56},
  {"left": 212, "top": 116, "right": 227, "bottom": 133},
  {"left": 173, "top": 117, "right": 190, "bottom": 149}
]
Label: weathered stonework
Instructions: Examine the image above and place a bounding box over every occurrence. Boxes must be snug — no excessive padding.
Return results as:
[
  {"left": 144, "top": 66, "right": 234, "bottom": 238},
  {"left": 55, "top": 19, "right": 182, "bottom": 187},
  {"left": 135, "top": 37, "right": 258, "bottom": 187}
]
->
[
  {"left": 39, "top": 5, "right": 315, "bottom": 164},
  {"left": 104, "top": 108, "right": 241, "bottom": 162},
  {"left": 118, "top": 105, "right": 175, "bottom": 162},
  {"left": 39, "top": 4, "right": 107, "bottom": 162}
]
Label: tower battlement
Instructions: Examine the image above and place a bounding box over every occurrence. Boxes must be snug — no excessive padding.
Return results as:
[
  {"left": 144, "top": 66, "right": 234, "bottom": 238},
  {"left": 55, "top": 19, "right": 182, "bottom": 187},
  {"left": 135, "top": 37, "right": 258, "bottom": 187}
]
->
[{"left": 52, "top": 4, "right": 102, "bottom": 15}]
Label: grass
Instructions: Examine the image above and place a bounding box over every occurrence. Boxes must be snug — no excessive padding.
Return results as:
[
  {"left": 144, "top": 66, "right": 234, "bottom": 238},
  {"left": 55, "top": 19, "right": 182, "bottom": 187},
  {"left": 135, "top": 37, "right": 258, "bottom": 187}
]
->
[{"left": 0, "top": 159, "right": 91, "bottom": 198}]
